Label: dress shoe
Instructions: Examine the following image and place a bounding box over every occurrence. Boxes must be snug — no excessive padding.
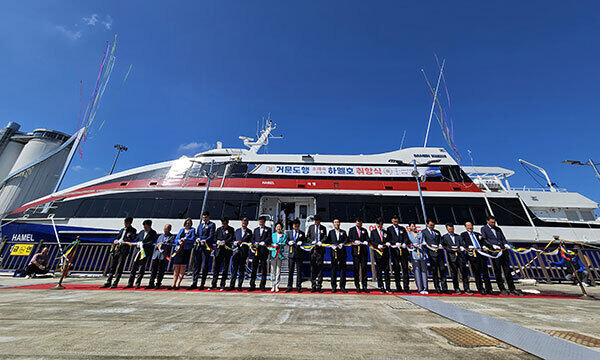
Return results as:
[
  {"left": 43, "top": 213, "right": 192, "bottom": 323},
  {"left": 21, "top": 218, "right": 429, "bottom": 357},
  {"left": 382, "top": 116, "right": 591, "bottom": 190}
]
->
[
  {"left": 260, "top": 287, "right": 267, "bottom": 292},
  {"left": 500, "top": 290, "right": 510, "bottom": 296},
  {"left": 100, "top": 284, "right": 111, "bottom": 289},
  {"left": 285, "top": 288, "right": 293, "bottom": 293},
  {"left": 167, "top": 286, "right": 174, "bottom": 290},
  {"left": 341, "top": 288, "right": 348, "bottom": 293},
  {"left": 465, "top": 290, "right": 473, "bottom": 295},
  {"left": 123, "top": 285, "right": 133, "bottom": 289},
  {"left": 318, "top": 288, "right": 323, "bottom": 293},
  {"left": 436, "top": 289, "right": 443, "bottom": 294},
  {"left": 198, "top": 285, "right": 205, "bottom": 291},
  {"left": 379, "top": 288, "right": 386, "bottom": 293},
  {"left": 455, "top": 290, "right": 462, "bottom": 295},
  {"left": 405, "top": 290, "right": 411, "bottom": 294},
  {"left": 210, "top": 286, "right": 217, "bottom": 290},
  {"left": 511, "top": 290, "right": 523, "bottom": 296},
  {"left": 356, "top": 288, "right": 362, "bottom": 293},
  {"left": 332, "top": 288, "right": 338, "bottom": 293},
  {"left": 237, "top": 287, "right": 243, "bottom": 292},
  {"left": 363, "top": 289, "right": 370, "bottom": 294},
  {"left": 187, "top": 285, "right": 198, "bottom": 290},
  {"left": 311, "top": 288, "right": 316, "bottom": 293},
  {"left": 145, "top": 284, "right": 155, "bottom": 290},
  {"left": 480, "top": 290, "right": 487, "bottom": 296},
  {"left": 220, "top": 287, "right": 225, "bottom": 291},
  {"left": 155, "top": 284, "right": 162, "bottom": 289},
  {"left": 135, "top": 285, "right": 141, "bottom": 289},
  {"left": 296, "top": 288, "right": 302, "bottom": 293},
  {"left": 248, "top": 286, "right": 256, "bottom": 292}
]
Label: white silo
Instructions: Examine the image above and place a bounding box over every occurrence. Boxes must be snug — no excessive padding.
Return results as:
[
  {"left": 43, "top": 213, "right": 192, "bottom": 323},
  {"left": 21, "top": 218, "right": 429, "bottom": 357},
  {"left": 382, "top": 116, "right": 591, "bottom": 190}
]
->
[
  {"left": 8, "top": 129, "right": 70, "bottom": 174},
  {"left": 0, "top": 122, "right": 25, "bottom": 181}
]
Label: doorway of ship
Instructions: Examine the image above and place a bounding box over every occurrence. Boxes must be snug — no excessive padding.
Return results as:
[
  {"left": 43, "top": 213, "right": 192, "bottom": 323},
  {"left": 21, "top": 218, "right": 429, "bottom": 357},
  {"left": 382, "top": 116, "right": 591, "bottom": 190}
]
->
[{"left": 259, "top": 196, "right": 315, "bottom": 232}]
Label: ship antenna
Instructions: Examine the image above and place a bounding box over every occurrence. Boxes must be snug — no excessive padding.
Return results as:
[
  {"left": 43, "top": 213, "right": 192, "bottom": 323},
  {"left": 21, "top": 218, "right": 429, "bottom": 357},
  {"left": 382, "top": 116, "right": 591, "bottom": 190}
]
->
[{"left": 422, "top": 58, "right": 445, "bottom": 147}]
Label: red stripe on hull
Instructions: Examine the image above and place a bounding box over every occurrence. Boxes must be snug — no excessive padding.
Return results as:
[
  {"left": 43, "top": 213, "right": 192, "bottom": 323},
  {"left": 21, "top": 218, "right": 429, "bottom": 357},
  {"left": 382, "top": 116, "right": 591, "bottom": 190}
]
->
[{"left": 10, "top": 177, "right": 481, "bottom": 214}]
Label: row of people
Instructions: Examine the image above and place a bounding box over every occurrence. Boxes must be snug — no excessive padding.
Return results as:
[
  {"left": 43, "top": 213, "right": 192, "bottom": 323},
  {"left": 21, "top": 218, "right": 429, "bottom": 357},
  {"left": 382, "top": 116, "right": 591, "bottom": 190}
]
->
[{"left": 101, "top": 213, "right": 521, "bottom": 295}]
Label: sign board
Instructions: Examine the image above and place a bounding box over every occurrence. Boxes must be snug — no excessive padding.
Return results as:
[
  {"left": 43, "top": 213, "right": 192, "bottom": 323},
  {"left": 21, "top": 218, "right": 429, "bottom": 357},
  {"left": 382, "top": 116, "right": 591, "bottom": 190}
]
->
[
  {"left": 10, "top": 244, "right": 34, "bottom": 256},
  {"left": 250, "top": 164, "right": 442, "bottom": 178}
]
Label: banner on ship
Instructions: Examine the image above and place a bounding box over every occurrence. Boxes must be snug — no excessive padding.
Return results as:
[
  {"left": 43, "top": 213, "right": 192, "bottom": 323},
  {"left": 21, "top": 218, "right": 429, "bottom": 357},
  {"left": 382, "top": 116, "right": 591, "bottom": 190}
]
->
[{"left": 250, "top": 164, "right": 442, "bottom": 178}]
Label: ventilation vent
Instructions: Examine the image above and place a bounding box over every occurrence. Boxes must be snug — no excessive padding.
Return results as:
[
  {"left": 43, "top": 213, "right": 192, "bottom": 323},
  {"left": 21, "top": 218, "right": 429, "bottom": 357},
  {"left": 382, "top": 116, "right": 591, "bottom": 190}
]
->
[
  {"left": 149, "top": 181, "right": 158, "bottom": 186},
  {"left": 297, "top": 184, "right": 305, "bottom": 188},
  {"left": 120, "top": 182, "right": 128, "bottom": 186},
  {"left": 385, "top": 186, "right": 393, "bottom": 190}
]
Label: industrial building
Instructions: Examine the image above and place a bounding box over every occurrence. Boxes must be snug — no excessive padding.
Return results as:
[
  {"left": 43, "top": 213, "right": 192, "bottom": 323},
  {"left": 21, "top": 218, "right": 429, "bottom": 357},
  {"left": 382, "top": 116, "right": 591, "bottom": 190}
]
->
[{"left": 0, "top": 122, "right": 83, "bottom": 218}]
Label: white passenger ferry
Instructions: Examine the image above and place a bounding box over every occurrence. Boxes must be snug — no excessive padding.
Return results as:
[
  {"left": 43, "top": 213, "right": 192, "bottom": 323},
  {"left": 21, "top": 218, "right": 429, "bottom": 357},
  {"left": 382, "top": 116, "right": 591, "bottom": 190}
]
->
[{"left": 2, "top": 121, "right": 599, "bottom": 245}]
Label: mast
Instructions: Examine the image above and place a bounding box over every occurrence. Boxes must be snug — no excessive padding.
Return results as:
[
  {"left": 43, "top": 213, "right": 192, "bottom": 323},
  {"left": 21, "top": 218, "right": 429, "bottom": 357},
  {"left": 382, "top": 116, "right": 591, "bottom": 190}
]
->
[{"left": 423, "top": 59, "right": 445, "bottom": 147}]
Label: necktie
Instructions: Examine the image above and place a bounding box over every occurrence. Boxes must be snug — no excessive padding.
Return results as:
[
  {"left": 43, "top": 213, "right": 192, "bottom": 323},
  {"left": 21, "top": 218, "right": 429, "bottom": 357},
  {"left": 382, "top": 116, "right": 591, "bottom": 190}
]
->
[
  {"left": 294, "top": 231, "right": 297, "bottom": 241},
  {"left": 315, "top": 227, "right": 319, "bottom": 242},
  {"left": 395, "top": 226, "right": 399, "bottom": 236},
  {"left": 379, "top": 229, "right": 383, "bottom": 241},
  {"left": 470, "top": 232, "right": 480, "bottom": 248}
]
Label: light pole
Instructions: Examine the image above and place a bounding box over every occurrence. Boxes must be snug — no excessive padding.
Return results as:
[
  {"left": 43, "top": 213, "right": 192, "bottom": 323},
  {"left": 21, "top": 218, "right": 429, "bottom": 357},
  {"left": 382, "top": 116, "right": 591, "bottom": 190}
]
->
[
  {"left": 389, "top": 158, "right": 440, "bottom": 223},
  {"left": 562, "top": 159, "right": 600, "bottom": 183},
  {"left": 109, "top": 144, "right": 128, "bottom": 175}
]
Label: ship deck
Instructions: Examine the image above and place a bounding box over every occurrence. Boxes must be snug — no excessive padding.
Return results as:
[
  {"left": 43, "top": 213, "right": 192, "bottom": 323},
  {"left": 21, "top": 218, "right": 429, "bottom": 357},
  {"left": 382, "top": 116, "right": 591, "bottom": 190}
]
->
[{"left": 0, "top": 276, "right": 598, "bottom": 359}]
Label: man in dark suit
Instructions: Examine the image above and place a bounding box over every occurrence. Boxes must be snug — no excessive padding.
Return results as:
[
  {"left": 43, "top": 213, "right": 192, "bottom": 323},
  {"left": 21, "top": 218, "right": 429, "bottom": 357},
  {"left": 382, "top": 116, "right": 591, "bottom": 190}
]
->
[
  {"left": 146, "top": 224, "right": 174, "bottom": 289},
  {"left": 370, "top": 218, "right": 391, "bottom": 293},
  {"left": 422, "top": 219, "right": 448, "bottom": 294},
  {"left": 189, "top": 211, "right": 216, "bottom": 290},
  {"left": 211, "top": 217, "right": 235, "bottom": 290},
  {"left": 348, "top": 218, "right": 370, "bottom": 293},
  {"left": 480, "top": 216, "right": 521, "bottom": 296},
  {"left": 387, "top": 215, "right": 410, "bottom": 293},
  {"left": 125, "top": 219, "right": 158, "bottom": 289},
  {"left": 249, "top": 216, "right": 272, "bottom": 292},
  {"left": 441, "top": 223, "right": 471, "bottom": 295},
  {"left": 307, "top": 215, "right": 328, "bottom": 292},
  {"left": 286, "top": 219, "right": 306, "bottom": 292},
  {"left": 328, "top": 219, "right": 348, "bottom": 293},
  {"left": 229, "top": 217, "right": 253, "bottom": 291},
  {"left": 460, "top": 221, "right": 493, "bottom": 295},
  {"left": 101, "top": 217, "right": 137, "bottom": 288}
]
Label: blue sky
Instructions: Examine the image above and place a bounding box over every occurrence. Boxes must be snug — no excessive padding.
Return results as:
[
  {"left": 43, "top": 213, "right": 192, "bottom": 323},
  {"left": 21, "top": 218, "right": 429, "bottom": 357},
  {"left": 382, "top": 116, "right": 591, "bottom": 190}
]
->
[{"left": 1, "top": 1, "right": 600, "bottom": 201}]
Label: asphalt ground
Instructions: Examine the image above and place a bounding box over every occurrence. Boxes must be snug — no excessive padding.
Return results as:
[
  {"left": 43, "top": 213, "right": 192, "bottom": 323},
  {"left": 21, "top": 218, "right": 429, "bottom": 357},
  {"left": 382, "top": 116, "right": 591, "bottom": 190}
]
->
[{"left": 0, "top": 275, "right": 598, "bottom": 359}]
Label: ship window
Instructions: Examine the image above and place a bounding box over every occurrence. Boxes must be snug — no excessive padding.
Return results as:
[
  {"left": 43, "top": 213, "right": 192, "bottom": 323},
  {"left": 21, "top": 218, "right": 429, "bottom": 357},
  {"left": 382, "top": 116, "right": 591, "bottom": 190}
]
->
[
  {"left": 134, "top": 199, "right": 156, "bottom": 218},
  {"left": 469, "top": 205, "right": 488, "bottom": 225},
  {"left": 240, "top": 201, "right": 258, "bottom": 220},
  {"left": 346, "top": 203, "right": 363, "bottom": 222},
  {"left": 581, "top": 210, "right": 595, "bottom": 222},
  {"left": 102, "top": 199, "right": 124, "bottom": 218},
  {"left": 382, "top": 204, "right": 399, "bottom": 222},
  {"left": 188, "top": 199, "right": 203, "bottom": 219},
  {"left": 222, "top": 200, "right": 242, "bottom": 219},
  {"left": 228, "top": 163, "right": 248, "bottom": 176},
  {"left": 170, "top": 200, "right": 190, "bottom": 219},
  {"left": 118, "top": 199, "right": 140, "bottom": 218},
  {"left": 452, "top": 205, "right": 473, "bottom": 224},
  {"left": 364, "top": 203, "right": 382, "bottom": 223},
  {"left": 153, "top": 199, "right": 173, "bottom": 218},
  {"left": 205, "top": 200, "right": 223, "bottom": 219},
  {"left": 54, "top": 199, "right": 83, "bottom": 218},
  {"left": 399, "top": 205, "right": 421, "bottom": 224},
  {"left": 329, "top": 202, "right": 347, "bottom": 222},
  {"left": 488, "top": 198, "right": 530, "bottom": 226},
  {"left": 425, "top": 205, "right": 436, "bottom": 223},
  {"left": 435, "top": 205, "right": 455, "bottom": 224},
  {"left": 565, "top": 210, "right": 579, "bottom": 222}
]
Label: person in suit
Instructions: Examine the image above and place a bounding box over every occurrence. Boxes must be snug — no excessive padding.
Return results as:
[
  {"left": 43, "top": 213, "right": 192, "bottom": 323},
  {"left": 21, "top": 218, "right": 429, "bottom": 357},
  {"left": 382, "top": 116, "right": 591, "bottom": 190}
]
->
[
  {"left": 387, "top": 215, "right": 410, "bottom": 293},
  {"left": 407, "top": 222, "right": 428, "bottom": 294},
  {"left": 270, "top": 222, "right": 287, "bottom": 292},
  {"left": 348, "top": 218, "right": 370, "bottom": 293},
  {"left": 229, "top": 217, "right": 253, "bottom": 291},
  {"left": 169, "top": 218, "right": 195, "bottom": 290},
  {"left": 370, "top": 218, "right": 391, "bottom": 293},
  {"left": 101, "top": 217, "right": 137, "bottom": 288},
  {"left": 480, "top": 216, "right": 521, "bottom": 296},
  {"left": 189, "top": 211, "right": 216, "bottom": 290},
  {"left": 328, "top": 219, "right": 348, "bottom": 293},
  {"left": 307, "top": 215, "right": 328, "bottom": 292},
  {"left": 421, "top": 219, "right": 448, "bottom": 294},
  {"left": 249, "top": 216, "right": 272, "bottom": 292},
  {"left": 146, "top": 224, "right": 174, "bottom": 289},
  {"left": 441, "top": 223, "right": 470, "bottom": 295},
  {"left": 126, "top": 219, "right": 158, "bottom": 289},
  {"left": 460, "top": 221, "right": 493, "bottom": 295},
  {"left": 211, "top": 217, "right": 235, "bottom": 290},
  {"left": 286, "top": 219, "right": 306, "bottom": 292}
]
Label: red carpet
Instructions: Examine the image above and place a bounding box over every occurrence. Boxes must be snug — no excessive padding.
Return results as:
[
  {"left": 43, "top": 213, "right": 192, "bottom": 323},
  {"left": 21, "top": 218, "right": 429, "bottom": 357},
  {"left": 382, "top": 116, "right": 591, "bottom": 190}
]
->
[{"left": 1, "top": 283, "right": 581, "bottom": 299}]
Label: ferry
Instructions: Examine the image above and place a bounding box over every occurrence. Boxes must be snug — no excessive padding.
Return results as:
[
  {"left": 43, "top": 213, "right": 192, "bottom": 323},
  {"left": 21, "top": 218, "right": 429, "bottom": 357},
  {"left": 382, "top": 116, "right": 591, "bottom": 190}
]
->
[{"left": 2, "top": 121, "right": 599, "bottom": 245}]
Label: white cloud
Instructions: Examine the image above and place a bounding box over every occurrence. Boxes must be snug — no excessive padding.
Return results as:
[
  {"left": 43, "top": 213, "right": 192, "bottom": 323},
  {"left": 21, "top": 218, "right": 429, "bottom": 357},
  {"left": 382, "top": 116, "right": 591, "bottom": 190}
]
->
[
  {"left": 102, "top": 15, "right": 113, "bottom": 30},
  {"left": 82, "top": 14, "right": 99, "bottom": 26},
  {"left": 178, "top": 142, "right": 212, "bottom": 152},
  {"left": 54, "top": 25, "right": 82, "bottom": 40},
  {"left": 72, "top": 165, "right": 84, "bottom": 171},
  {"left": 93, "top": 167, "right": 103, "bottom": 172}
]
